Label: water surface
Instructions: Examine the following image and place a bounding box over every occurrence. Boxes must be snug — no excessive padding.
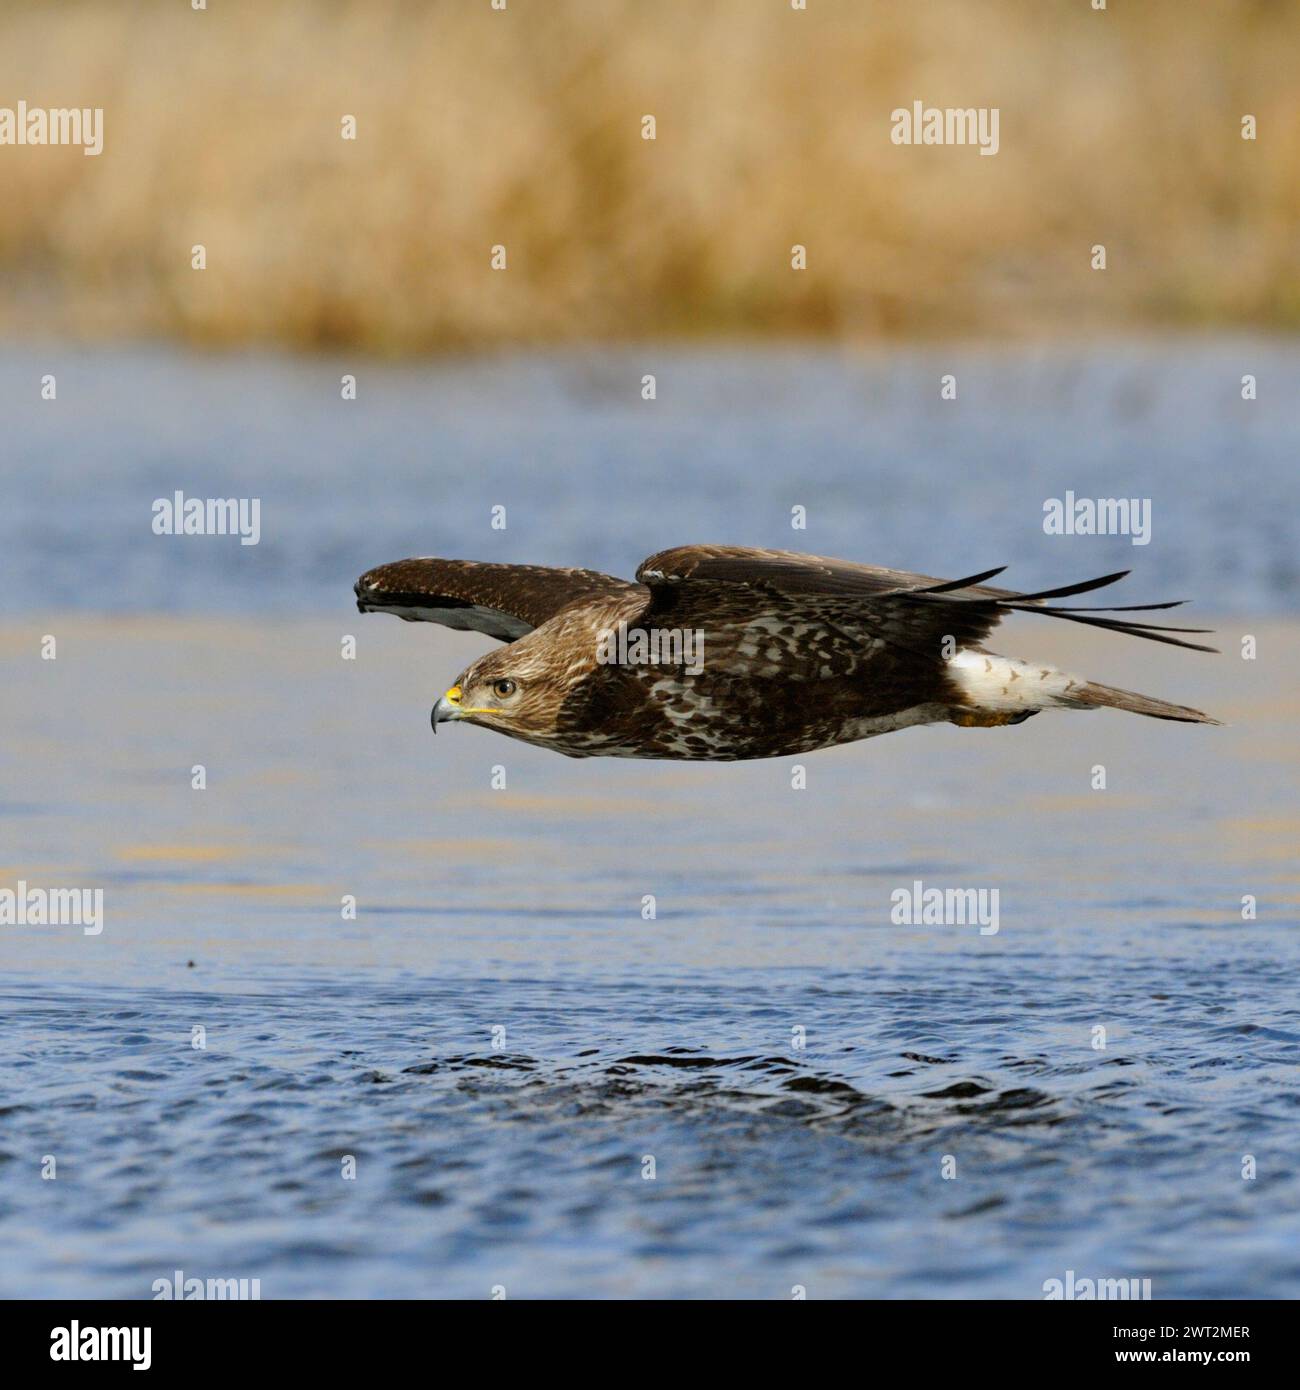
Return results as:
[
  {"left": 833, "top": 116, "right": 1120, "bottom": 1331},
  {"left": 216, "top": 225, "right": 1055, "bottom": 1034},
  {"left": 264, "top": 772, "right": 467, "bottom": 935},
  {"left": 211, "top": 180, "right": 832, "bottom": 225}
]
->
[{"left": 2, "top": 342, "right": 1298, "bottom": 1298}]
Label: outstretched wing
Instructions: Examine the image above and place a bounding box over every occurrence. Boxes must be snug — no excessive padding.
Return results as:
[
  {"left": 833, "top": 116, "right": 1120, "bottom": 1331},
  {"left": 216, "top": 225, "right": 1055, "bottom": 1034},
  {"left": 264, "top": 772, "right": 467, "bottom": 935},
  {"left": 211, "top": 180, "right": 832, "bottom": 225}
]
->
[
  {"left": 632, "top": 544, "right": 1214, "bottom": 678},
  {"left": 356, "top": 557, "right": 640, "bottom": 642}
]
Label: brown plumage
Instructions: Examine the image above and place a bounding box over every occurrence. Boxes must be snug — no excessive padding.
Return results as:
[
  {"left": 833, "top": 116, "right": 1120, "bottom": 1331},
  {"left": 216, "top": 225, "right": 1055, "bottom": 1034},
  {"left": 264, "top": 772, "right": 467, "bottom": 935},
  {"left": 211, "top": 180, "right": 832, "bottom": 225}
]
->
[{"left": 354, "top": 546, "right": 1219, "bottom": 761}]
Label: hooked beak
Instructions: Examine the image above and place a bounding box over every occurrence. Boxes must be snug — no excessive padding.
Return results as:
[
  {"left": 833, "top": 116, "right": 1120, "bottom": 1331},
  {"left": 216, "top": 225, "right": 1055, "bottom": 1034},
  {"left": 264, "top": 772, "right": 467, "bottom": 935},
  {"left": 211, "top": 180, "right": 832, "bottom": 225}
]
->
[
  {"left": 431, "top": 685, "right": 502, "bottom": 733},
  {"left": 431, "top": 685, "right": 463, "bottom": 734}
]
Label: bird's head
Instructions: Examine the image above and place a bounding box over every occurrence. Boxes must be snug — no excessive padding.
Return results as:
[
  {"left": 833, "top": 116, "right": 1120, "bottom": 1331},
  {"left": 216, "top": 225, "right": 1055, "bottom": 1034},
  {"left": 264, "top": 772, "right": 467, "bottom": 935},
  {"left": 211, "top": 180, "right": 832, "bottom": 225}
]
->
[{"left": 431, "top": 637, "right": 576, "bottom": 742}]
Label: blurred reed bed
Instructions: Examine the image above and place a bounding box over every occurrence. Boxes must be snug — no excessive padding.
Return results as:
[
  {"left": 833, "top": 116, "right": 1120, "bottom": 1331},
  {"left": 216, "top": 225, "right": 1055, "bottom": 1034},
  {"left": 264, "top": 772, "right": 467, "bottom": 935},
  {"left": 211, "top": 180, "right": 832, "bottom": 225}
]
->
[{"left": 0, "top": 0, "right": 1296, "bottom": 351}]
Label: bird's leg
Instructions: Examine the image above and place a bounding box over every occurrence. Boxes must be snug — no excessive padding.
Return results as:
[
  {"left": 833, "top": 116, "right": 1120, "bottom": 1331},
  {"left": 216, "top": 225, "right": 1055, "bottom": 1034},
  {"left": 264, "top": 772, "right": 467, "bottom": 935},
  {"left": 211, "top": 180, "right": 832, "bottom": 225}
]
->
[{"left": 948, "top": 708, "right": 1038, "bottom": 727}]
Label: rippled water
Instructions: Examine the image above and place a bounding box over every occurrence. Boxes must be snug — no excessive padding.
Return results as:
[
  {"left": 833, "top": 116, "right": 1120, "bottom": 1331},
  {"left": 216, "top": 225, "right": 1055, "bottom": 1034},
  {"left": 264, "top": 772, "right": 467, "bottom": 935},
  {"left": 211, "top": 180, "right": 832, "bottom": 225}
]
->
[{"left": 2, "top": 342, "right": 1298, "bottom": 1298}]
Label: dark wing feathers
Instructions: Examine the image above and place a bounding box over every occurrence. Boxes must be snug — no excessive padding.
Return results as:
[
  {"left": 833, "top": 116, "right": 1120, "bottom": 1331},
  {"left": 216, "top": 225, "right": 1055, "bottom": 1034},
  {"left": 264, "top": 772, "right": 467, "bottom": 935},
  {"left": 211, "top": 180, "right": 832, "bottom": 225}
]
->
[
  {"left": 912, "top": 567, "right": 1009, "bottom": 593},
  {"left": 635, "top": 545, "right": 1217, "bottom": 656},
  {"left": 354, "top": 546, "right": 1216, "bottom": 660},
  {"left": 637, "top": 545, "right": 950, "bottom": 599},
  {"left": 355, "top": 557, "right": 638, "bottom": 641}
]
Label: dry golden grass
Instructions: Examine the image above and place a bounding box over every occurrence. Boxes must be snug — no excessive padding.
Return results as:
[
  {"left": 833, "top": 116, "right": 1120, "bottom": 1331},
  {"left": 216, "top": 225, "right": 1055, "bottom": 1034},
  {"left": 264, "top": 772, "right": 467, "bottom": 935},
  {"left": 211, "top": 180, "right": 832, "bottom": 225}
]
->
[{"left": 0, "top": 0, "right": 1296, "bottom": 350}]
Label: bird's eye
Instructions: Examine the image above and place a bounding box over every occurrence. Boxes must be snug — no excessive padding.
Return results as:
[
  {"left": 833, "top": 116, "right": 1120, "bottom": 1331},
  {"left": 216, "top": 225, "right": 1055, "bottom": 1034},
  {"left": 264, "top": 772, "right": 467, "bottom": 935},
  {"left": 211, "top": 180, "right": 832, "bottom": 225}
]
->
[{"left": 492, "top": 678, "right": 517, "bottom": 699}]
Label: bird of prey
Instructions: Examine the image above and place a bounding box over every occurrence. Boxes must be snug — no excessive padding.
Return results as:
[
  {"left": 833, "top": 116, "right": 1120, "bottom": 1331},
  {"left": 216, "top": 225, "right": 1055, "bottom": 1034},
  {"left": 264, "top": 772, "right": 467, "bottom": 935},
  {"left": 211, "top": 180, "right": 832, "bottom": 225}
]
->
[{"left": 354, "top": 546, "right": 1219, "bottom": 761}]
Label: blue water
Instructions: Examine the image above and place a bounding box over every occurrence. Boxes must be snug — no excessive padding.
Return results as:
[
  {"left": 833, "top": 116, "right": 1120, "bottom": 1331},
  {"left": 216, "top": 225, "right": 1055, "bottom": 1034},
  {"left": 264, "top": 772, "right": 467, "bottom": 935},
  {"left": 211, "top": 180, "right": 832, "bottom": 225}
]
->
[
  {"left": 3, "top": 338, "right": 1297, "bottom": 616},
  {"left": 2, "top": 341, "right": 1298, "bottom": 1298}
]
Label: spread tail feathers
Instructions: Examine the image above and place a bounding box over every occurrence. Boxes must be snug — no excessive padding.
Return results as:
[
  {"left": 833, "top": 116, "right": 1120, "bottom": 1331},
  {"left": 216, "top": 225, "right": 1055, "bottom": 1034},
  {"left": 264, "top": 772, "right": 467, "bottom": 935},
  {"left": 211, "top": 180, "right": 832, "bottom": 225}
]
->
[{"left": 1070, "top": 680, "right": 1221, "bottom": 724}]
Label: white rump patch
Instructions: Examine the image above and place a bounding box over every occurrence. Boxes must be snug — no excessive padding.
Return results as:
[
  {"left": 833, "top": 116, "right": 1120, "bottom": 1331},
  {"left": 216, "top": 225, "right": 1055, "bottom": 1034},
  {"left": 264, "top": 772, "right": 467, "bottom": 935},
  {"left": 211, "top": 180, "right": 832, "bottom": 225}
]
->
[{"left": 947, "top": 649, "right": 1085, "bottom": 713}]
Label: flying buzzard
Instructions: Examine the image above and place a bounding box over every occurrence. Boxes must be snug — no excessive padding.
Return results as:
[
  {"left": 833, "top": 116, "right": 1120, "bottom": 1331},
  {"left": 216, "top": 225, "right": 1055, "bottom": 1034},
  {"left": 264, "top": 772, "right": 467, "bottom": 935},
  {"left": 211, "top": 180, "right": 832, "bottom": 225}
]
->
[{"left": 354, "top": 546, "right": 1218, "bottom": 760}]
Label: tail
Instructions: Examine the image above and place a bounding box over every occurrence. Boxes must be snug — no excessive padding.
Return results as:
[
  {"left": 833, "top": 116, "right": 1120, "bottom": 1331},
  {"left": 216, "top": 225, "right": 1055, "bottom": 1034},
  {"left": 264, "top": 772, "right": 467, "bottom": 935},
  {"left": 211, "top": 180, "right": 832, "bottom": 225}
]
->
[
  {"left": 945, "top": 650, "right": 1221, "bottom": 726},
  {"left": 928, "top": 570, "right": 1221, "bottom": 728},
  {"left": 1069, "top": 680, "right": 1221, "bottom": 725}
]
